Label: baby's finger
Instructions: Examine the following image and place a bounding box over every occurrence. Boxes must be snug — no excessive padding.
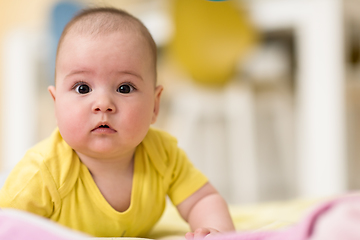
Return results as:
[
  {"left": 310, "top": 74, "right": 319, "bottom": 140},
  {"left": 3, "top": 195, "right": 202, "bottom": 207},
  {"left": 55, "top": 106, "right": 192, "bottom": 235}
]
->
[
  {"left": 193, "top": 228, "right": 211, "bottom": 239},
  {"left": 204, "top": 231, "right": 221, "bottom": 239},
  {"left": 185, "top": 232, "right": 195, "bottom": 240}
]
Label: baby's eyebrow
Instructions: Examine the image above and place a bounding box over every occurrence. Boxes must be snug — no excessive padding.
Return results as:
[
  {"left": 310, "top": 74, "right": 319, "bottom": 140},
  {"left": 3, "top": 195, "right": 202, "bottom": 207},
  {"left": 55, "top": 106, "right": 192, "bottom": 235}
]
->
[
  {"left": 65, "top": 70, "right": 91, "bottom": 79},
  {"left": 116, "top": 71, "right": 143, "bottom": 81},
  {"left": 64, "top": 70, "right": 143, "bottom": 81}
]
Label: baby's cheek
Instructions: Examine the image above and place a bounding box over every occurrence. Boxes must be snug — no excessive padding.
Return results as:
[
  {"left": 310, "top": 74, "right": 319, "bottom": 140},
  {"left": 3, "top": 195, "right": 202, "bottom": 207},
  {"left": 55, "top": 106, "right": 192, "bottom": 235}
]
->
[
  {"left": 56, "top": 109, "right": 86, "bottom": 144},
  {"left": 123, "top": 108, "right": 153, "bottom": 142},
  {"left": 127, "top": 104, "right": 153, "bottom": 125}
]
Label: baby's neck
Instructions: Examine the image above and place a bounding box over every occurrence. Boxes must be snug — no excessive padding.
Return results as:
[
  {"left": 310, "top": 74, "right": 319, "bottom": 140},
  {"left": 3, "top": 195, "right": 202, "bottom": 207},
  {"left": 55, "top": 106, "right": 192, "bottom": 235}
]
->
[
  {"left": 76, "top": 151, "right": 135, "bottom": 212},
  {"left": 76, "top": 150, "right": 135, "bottom": 177}
]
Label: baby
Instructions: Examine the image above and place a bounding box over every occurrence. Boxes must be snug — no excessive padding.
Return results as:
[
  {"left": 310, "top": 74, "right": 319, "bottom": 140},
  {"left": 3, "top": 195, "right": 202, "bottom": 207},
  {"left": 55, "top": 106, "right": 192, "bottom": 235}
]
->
[{"left": 0, "top": 7, "right": 234, "bottom": 239}]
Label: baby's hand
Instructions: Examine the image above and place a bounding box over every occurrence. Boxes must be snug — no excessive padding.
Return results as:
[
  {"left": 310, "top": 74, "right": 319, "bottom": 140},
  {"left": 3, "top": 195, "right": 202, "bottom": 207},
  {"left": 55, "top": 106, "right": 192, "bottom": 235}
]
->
[{"left": 185, "top": 227, "right": 220, "bottom": 239}]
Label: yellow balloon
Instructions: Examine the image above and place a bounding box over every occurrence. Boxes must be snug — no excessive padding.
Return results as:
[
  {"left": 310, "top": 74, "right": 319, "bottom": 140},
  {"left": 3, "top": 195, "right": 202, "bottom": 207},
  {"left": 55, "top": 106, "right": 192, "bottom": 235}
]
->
[{"left": 168, "top": 0, "right": 258, "bottom": 86}]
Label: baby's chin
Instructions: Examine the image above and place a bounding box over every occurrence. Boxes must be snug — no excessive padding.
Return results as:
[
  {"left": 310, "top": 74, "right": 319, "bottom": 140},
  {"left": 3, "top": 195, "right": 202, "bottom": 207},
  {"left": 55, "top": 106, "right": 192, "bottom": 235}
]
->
[{"left": 74, "top": 145, "right": 136, "bottom": 161}]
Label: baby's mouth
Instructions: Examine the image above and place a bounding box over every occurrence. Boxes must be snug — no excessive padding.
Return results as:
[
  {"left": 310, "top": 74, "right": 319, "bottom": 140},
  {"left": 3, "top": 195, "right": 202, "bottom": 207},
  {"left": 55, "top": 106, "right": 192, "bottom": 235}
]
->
[{"left": 91, "top": 123, "right": 116, "bottom": 133}]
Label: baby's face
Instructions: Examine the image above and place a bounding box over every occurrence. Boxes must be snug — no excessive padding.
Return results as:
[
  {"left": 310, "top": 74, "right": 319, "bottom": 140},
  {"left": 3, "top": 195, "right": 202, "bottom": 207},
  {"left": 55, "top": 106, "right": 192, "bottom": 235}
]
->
[{"left": 49, "top": 31, "right": 162, "bottom": 160}]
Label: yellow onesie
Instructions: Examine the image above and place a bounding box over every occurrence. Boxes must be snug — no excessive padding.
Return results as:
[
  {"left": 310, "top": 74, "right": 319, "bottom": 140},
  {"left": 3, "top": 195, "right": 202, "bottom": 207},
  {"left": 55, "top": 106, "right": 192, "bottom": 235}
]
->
[{"left": 0, "top": 128, "right": 208, "bottom": 237}]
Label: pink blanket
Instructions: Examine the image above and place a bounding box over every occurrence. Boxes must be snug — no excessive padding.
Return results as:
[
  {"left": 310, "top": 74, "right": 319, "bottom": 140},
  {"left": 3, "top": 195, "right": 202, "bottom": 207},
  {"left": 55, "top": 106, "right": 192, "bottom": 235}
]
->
[
  {"left": 0, "top": 209, "right": 89, "bottom": 240},
  {"left": 0, "top": 193, "right": 359, "bottom": 239},
  {"left": 214, "top": 193, "right": 360, "bottom": 240}
]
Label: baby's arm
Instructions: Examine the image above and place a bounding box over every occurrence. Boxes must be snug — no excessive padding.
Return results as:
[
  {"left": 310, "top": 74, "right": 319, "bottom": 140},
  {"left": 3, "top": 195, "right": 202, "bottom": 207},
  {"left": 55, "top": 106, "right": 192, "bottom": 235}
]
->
[{"left": 176, "top": 182, "right": 235, "bottom": 239}]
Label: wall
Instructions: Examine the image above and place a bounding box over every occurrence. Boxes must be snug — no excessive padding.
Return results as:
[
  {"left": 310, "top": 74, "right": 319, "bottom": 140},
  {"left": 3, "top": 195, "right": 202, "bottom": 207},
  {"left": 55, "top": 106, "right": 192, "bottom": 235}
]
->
[{"left": 0, "top": 0, "right": 59, "bottom": 170}]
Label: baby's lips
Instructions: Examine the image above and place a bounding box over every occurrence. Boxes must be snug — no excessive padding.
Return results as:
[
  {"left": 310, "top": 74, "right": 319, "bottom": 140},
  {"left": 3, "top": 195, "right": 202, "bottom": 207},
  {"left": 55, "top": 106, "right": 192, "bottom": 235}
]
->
[
  {"left": 91, "top": 122, "right": 116, "bottom": 132},
  {"left": 91, "top": 126, "right": 117, "bottom": 134}
]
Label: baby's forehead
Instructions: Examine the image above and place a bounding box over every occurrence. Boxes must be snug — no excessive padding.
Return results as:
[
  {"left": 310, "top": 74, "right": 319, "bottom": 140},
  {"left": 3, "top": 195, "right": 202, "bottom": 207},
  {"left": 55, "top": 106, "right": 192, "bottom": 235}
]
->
[
  {"left": 55, "top": 8, "right": 158, "bottom": 83},
  {"left": 55, "top": 30, "right": 157, "bottom": 84},
  {"left": 58, "top": 29, "right": 153, "bottom": 64}
]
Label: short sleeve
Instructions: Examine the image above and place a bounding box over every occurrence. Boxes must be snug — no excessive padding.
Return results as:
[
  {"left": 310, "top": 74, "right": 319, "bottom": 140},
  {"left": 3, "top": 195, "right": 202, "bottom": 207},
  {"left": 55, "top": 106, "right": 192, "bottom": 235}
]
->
[
  {"left": 167, "top": 147, "right": 208, "bottom": 206},
  {"left": 136, "top": 128, "right": 209, "bottom": 207},
  {"left": 0, "top": 151, "right": 60, "bottom": 217}
]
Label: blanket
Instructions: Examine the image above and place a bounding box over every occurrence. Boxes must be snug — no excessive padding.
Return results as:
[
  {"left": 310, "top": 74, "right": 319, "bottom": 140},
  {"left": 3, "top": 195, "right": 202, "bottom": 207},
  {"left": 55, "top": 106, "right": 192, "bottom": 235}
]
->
[
  {"left": 148, "top": 196, "right": 326, "bottom": 239},
  {"left": 1, "top": 194, "right": 358, "bottom": 240}
]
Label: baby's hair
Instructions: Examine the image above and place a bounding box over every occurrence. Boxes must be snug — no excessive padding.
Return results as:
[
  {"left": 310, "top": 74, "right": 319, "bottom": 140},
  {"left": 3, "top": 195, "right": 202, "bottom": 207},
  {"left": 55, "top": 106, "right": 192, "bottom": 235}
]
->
[{"left": 55, "top": 7, "right": 157, "bottom": 82}]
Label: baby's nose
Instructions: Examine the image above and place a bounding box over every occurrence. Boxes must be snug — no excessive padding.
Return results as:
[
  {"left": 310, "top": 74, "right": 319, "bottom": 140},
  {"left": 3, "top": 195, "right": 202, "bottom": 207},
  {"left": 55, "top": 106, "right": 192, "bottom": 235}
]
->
[
  {"left": 93, "top": 95, "right": 115, "bottom": 113},
  {"left": 94, "top": 106, "right": 113, "bottom": 112}
]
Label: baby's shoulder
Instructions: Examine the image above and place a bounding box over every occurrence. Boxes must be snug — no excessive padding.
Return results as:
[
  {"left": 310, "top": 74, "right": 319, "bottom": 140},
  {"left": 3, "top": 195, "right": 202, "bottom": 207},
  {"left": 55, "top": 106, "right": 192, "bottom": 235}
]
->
[
  {"left": 139, "top": 128, "right": 183, "bottom": 174},
  {"left": 28, "top": 129, "right": 74, "bottom": 164},
  {"left": 22, "top": 129, "right": 80, "bottom": 194},
  {"left": 142, "top": 128, "right": 178, "bottom": 153}
]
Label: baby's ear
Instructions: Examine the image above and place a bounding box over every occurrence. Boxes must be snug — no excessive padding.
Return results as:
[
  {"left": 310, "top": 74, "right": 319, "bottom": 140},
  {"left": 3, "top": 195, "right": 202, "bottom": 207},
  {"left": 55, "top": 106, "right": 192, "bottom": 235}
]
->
[
  {"left": 151, "top": 85, "right": 163, "bottom": 124},
  {"left": 48, "top": 86, "right": 56, "bottom": 101}
]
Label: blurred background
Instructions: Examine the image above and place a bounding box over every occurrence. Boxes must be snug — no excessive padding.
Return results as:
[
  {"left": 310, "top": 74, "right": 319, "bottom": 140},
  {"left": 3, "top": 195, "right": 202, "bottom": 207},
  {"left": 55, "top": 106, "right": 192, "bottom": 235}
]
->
[{"left": 0, "top": 0, "right": 359, "bottom": 205}]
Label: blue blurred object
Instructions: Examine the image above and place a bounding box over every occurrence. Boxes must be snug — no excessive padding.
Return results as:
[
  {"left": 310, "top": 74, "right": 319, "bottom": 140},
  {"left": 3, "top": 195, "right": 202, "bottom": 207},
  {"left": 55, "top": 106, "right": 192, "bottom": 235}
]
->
[{"left": 48, "top": 1, "right": 83, "bottom": 84}]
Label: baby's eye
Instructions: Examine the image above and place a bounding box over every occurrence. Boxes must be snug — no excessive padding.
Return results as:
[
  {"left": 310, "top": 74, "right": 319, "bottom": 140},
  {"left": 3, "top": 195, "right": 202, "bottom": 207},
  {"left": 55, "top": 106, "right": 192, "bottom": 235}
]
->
[
  {"left": 75, "top": 84, "right": 91, "bottom": 94},
  {"left": 117, "top": 84, "right": 135, "bottom": 94}
]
